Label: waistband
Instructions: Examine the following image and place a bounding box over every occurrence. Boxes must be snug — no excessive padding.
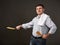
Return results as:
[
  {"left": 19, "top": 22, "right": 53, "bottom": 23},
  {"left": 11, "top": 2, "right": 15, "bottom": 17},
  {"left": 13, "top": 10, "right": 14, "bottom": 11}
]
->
[{"left": 32, "top": 35, "right": 42, "bottom": 39}]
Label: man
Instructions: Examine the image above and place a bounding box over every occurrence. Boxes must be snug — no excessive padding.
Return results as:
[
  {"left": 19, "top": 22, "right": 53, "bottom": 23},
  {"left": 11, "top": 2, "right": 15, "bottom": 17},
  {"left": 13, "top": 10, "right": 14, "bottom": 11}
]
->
[{"left": 16, "top": 4, "right": 57, "bottom": 45}]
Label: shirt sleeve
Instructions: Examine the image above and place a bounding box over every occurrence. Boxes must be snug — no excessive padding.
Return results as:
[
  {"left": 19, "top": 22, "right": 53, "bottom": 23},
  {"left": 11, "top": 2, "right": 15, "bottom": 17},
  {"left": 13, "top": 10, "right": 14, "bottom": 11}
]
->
[
  {"left": 21, "top": 18, "right": 34, "bottom": 29},
  {"left": 45, "top": 16, "right": 57, "bottom": 34}
]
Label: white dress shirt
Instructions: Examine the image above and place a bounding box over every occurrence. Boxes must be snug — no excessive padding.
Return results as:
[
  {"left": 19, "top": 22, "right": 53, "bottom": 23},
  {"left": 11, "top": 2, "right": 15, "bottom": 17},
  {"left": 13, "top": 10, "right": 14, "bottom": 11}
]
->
[{"left": 22, "top": 13, "right": 57, "bottom": 37}]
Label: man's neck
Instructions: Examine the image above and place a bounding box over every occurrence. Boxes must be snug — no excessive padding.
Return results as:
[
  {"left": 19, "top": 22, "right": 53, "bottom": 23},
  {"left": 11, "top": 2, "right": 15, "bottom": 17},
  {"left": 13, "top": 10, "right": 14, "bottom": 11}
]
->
[{"left": 38, "top": 13, "right": 44, "bottom": 16}]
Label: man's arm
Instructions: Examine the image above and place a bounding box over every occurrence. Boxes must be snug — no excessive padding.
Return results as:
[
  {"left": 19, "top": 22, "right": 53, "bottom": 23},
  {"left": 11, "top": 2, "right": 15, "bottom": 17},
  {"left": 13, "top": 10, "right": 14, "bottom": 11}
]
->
[
  {"left": 16, "top": 19, "right": 34, "bottom": 30},
  {"left": 42, "top": 16, "right": 57, "bottom": 39},
  {"left": 46, "top": 16, "right": 57, "bottom": 34}
]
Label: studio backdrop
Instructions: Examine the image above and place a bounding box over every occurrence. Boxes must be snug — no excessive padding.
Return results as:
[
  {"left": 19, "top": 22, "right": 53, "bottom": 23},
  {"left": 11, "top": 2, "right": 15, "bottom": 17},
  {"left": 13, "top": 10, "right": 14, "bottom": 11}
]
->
[{"left": 0, "top": 0, "right": 60, "bottom": 45}]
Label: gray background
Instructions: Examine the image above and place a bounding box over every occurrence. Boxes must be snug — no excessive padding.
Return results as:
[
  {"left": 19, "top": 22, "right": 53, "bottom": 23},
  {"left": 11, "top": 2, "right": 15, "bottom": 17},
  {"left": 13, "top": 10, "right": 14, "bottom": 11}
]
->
[{"left": 0, "top": 0, "right": 60, "bottom": 45}]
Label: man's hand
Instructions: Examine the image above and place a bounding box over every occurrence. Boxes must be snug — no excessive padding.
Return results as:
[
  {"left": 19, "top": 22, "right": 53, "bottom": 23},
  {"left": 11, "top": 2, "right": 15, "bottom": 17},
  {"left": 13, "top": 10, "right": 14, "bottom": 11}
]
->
[
  {"left": 42, "top": 34, "right": 50, "bottom": 39},
  {"left": 16, "top": 25, "right": 22, "bottom": 30}
]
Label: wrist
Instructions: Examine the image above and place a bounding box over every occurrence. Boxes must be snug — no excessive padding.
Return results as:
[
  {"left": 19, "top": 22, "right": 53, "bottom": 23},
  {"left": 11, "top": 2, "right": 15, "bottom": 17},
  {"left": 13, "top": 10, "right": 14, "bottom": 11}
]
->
[{"left": 19, "top": 25, "right": 23, "bottom": 29}]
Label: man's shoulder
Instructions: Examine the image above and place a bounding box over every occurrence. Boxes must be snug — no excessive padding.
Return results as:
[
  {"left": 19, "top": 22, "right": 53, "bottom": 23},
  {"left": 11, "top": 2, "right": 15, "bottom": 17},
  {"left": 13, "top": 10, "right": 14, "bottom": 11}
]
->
[
  {"left": 44, "top": 13, "right": 50, "bottom": 17},
  {"left": 31, "top": 16, "right": 37, "bottom": 21},
  {"left": 33, "top": 16, "right": 37, "bottom": 19},
  {"left": 44, "top": 13, "right": 51, "bottom": 20}
]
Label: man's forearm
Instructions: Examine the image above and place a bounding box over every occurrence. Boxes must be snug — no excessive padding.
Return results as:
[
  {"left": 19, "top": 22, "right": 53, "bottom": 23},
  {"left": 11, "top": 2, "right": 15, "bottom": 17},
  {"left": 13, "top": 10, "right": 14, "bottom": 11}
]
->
[{"left": 48, "top": 25, "right": 57, "bottom": 34}]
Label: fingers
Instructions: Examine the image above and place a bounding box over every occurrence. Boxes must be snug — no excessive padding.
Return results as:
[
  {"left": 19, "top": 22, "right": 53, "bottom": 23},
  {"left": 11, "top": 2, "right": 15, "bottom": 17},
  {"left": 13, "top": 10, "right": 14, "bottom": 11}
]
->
[
  {"left": 42, "top": 34, "right": 49, "bottom": 39},
  {"left": 16, "top": 25, "right": 22, "bottom": 30},
  {"left": 16, "top": 26, "right": 20, "bottom": 30}
]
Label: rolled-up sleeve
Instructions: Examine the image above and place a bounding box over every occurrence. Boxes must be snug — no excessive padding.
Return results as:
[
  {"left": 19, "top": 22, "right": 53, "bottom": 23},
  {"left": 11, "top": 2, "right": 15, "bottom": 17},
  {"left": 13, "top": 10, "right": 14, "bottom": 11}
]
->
[
  {"left": 21, "top": 19, "right": 34, "bottom": 29},
  {"left": 45, "top": 16, "right": 57, "bottom": 34}
]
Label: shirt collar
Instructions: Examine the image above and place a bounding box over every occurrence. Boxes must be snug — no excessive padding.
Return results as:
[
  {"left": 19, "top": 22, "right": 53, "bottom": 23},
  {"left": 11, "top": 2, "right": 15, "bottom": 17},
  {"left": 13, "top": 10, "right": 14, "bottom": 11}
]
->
[{"left": 36, "top": 13, "right": 44, "bottom": 18}]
